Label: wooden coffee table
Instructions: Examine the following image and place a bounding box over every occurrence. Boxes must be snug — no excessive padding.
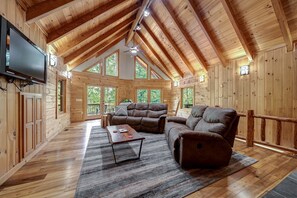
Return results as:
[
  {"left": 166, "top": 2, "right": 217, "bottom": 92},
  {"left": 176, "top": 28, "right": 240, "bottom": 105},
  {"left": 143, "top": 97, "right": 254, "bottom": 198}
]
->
[{"left": 106, "top": 124, "right": 145, "bottom": 164}]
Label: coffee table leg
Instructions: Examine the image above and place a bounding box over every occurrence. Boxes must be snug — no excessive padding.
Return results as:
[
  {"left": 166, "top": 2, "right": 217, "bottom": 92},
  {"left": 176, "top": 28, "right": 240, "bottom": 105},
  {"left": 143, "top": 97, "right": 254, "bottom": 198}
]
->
[
  {"left": 138, "top": 140, "right": 143, "bottom": 159},
  {"left": 111, "top": 144, "right": 117, "bottom": 164}
]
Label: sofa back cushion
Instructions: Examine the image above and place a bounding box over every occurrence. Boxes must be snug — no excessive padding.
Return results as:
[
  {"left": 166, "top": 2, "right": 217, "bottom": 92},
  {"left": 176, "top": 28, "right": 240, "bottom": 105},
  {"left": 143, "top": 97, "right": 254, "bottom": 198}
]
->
[
  {"left": 134, "top": 110, "right": 148, "bottom": 117},
  {"left": 186, "top": 105, "right": 208, "bottom": 130},
  {"left": 147, "top": 103, "right": 167, "bottom": 118},
  {"left": 127, "top": 103, "right": 136, "bottom": 116},
  {"left": 194, "top": 107, "right": 237, "bottom": 136}
]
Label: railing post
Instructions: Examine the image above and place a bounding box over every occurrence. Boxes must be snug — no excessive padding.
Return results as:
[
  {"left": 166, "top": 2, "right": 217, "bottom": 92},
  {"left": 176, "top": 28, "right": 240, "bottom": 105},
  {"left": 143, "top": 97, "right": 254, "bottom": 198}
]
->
[
  {"left": 246, "top": 110, "right": 254, "bottom": 147},
  {"left": 261, "top": 118, "right": 266, "bottom": 141},
  {"left": 276, "top": 121, "right": 282, "bottom": 145}
]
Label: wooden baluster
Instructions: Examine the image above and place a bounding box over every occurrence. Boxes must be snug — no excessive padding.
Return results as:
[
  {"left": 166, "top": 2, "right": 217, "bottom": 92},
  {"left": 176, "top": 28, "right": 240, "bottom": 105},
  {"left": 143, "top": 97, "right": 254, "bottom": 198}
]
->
[
  {"left": 294, "top": 123, "right": 297, "bottom": 149},
  {"left": 246, "top": 110, "right": 254, "bottom": 147},
  {"left": 261, "top": 118, "right": 266, "bottom": 141},
  {"left": 276, "top": 121, "right": 282, "bottom": 145}
]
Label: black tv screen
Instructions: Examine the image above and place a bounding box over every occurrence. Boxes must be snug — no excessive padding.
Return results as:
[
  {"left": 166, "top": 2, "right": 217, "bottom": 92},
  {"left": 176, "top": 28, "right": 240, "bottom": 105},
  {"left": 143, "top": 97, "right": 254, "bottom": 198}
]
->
[{"left": 0, "top": 16, "right": 47, "bottom": 84}]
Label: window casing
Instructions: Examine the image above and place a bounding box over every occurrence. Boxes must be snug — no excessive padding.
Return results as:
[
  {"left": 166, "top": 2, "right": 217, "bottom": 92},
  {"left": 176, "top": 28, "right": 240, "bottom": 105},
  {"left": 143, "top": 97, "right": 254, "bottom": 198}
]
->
[
  {"left": 105, "top": 51, "right": 118, "bottom": 77},
  {"left": 150, "top": 69, "right": 161, "bottom": 79}
]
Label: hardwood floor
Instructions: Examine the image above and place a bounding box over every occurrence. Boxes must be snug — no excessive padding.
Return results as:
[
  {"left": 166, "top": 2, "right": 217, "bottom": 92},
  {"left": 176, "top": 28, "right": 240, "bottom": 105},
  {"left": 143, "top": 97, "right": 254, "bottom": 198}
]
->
[{"left": 0, "top": 120, "right": 296, "bottom": 198}]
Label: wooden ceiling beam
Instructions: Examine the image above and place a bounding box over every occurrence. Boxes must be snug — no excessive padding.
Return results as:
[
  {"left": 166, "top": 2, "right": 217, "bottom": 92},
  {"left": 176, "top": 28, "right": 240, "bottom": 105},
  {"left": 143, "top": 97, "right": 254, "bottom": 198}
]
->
[
  {"left": 161, "top": 0, "right": 207, "bottom": 73},
  {"left": 68, "top": 32, "right": 127, "bottom": 71},
  {"left": 47, "top": 0, "right": 126, "bottom": 43},
  {"left": 142, "top": 21, "right": 184, "bottom": 77},
  {"left": 64, "top": 17, "right": 134, "bottom": 64},
  {"left": 136, "top": 32, "right": 175, "bottom": 80},
  {"left": 150, "top": 11, "right": 193, "bottom": 76},
  {"left": 56, "top": 3, "right": 140, "bottom": 56},
  {"left": 271, "top": 0, "right": 293, "bottom": 51},
  {"left": 26, "top": 0, "right": 80, "bottom": 24},
  {"left": 126, "top": 0, "right": 152, "bottom": 45},
  {"left": 221, "top": 0, "right": 254, "bottom": 61},
  {"left": 187, "top": 0, "right": 228, "bottom": 66}
]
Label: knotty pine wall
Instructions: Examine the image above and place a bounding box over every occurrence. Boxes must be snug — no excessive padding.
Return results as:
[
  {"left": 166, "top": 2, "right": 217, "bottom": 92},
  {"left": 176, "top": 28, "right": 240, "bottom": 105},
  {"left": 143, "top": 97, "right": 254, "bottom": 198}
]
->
[
  {"left": 71, "top": 71, "right": 172, "bottom": 122},
  {"left": 0, "top": 1, "right": 70, "bottom": 179},
  {"left": 173, "top": 46, "right": 297, "bottom": 149}
]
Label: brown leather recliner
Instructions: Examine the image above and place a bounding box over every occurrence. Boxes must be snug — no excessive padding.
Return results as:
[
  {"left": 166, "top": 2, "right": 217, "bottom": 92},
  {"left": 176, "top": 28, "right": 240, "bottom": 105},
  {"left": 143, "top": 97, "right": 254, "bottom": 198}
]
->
[
  {"left": 107, "top": 103, "right": 167, "bottom": 133},
  {"left": 164, "top": 105, "right": 239, "bottom": 169}
]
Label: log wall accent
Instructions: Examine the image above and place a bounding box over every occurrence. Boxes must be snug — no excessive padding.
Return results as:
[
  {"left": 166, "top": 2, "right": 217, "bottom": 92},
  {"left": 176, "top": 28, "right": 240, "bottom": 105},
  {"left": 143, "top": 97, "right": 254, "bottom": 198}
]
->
[
  {"left": 172, "top": 46, "right": 297, "bottom": 149},
  {"left": 70, "top": 71, "right": 172, "bottom": 122},
  {"left": 0, "top": 1, "right": 70, "bottom": 180}
]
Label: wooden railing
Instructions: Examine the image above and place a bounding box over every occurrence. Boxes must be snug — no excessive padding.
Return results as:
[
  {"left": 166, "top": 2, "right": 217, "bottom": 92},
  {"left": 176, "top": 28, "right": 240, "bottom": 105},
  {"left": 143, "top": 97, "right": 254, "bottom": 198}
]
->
[{"left": 237, "top": 110, "right": 297, "bottom": 151}]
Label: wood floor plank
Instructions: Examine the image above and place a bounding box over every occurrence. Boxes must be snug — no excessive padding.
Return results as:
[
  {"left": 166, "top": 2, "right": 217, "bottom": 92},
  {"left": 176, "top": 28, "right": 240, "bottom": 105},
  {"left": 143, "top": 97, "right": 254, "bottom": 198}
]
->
[{"left": 0, "top": 120, "right": 297, "bottom": 198}]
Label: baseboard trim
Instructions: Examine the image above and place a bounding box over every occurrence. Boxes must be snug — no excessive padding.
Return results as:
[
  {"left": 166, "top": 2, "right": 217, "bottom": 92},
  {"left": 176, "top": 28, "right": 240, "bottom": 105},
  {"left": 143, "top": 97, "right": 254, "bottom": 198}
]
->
[{"left": 0, "top": 127, "right": 62, "bottom": 186}]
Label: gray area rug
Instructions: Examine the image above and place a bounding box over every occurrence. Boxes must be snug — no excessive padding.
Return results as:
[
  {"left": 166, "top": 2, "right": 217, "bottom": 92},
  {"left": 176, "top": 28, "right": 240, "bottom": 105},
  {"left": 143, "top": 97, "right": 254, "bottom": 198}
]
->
[
  {"left": 75, "top": 126, "right": 257, "bottom": 198},
  {"left": 263, "top": 171, "right": 297, "bottom": 198}
]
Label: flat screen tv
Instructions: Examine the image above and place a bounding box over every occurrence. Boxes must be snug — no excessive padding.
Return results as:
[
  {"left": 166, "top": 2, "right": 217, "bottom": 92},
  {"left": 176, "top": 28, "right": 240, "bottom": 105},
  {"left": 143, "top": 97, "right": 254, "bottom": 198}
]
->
[{"left": 0, "top": 16, "right": 47, "bottom": 84}]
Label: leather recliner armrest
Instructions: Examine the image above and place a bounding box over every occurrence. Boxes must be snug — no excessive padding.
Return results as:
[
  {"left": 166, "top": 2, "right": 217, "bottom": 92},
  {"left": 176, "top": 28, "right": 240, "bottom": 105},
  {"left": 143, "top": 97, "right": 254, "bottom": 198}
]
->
[{"left": 166, "top": 116, "right": 187, "bottom": 124}]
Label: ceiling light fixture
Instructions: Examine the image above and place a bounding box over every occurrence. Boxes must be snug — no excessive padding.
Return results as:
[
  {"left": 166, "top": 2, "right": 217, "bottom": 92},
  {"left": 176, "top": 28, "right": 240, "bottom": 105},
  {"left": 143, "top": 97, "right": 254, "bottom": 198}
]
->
[
  {"left": 144, "top": 9, "right": 150, "bottom": 17},
  {"left": 135, "top": 24, "right": 141, "bottom": 31}
]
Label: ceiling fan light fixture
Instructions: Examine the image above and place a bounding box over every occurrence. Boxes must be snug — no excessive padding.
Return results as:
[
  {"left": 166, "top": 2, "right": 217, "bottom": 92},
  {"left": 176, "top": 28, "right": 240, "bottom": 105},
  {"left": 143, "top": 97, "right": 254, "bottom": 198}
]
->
[{"left": 130, "top": 48, "right": 138, "bottom": 54}]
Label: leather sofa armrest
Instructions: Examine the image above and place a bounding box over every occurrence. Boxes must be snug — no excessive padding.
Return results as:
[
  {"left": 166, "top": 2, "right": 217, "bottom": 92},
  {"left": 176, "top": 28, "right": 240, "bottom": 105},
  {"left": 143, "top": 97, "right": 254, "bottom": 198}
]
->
[
  {"left": 106, "top": 112, "right": 115, "bottom": 123},
  {"left": 158, "top": 115, "right": 167, "bottom": 133},
  {"left": 178, "top": 131, "right": 232, "bottom": 168},
  {"left": 167, "top": 116, "right": 187, "bottom": 124}
]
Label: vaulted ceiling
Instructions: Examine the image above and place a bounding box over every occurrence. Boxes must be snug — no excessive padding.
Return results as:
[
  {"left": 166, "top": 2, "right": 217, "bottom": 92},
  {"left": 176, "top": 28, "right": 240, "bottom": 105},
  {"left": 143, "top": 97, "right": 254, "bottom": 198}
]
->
[{"left": 18, "top": 0, "right": 297, "bottom": 79}]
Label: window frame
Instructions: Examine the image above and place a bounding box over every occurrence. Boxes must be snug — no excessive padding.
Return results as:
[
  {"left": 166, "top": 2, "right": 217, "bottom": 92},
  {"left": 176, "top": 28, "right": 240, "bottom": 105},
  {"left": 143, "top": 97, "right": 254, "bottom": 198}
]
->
[
  {"left": 84, "top": 62, "right": 102, "bottom": 74},
  {"left": 103, "top": 86, "right": 118, "bottom": 113},
  {"left": 136, "top": 88, "right": 163, "bottom": 104},
  {"left": 56, "top": 74, "right": 67, "bottom": 119},
  {"left": 135, "top": 56, "right": 148, "bottom": 79},
  {"left": 104, "top": 50, "right": 119, "bottom": 77},
  {"left": 181, "top": 86, "right": 195, "bottom": 108},
  {"left": 150, "top": 68, "right": 162, "bottom": 80}
]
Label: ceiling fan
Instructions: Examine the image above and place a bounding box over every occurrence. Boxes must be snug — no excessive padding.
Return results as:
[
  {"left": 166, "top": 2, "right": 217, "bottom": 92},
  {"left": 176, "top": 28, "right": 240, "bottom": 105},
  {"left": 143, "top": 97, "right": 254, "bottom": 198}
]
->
[{"left": 124, "top": 39, "right": 143, "bottom": 56}]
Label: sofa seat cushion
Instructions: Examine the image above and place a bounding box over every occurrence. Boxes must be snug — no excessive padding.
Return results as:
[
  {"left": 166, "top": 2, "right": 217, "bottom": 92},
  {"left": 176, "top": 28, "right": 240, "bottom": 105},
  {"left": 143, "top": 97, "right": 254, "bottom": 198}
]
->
[
  {"left": 111, "top": 116, "right": 127, "bottom": 125},
  {"left": 126, "top": 116, "right": 142, "bottom": 126},
  {"left": 141, "top": 117, "right": 159, "bottom": 127}
]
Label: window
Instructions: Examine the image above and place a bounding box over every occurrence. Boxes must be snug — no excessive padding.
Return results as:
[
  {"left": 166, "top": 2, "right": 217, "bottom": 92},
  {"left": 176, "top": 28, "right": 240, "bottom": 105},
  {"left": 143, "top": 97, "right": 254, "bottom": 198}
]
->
[
  {"left": 104, "top": 87, "right": 117, "bottom": 113},
  {"left": 87, "top": 86, "right": 101, "bottom": 116},
  {"left": 137, "top": 89, "right": 148, "bottom": 103},
  {"left": 150, "top": 89, "right": 161, "bottom": 103},
  {"left": 150, "top": 69, "right": 161, "bottom": 79},
  {"left": 182, "top": 87, "right": 194, "bottom": 108},
  {"left": 136, "top": 89, "right": 162, "bottom": 103},
  {"left": 105, "top": 51, "right": 118, "bottom": 77},
  {"left": 57, "top": 78, "right": 66, "bottom": 115},
  {"left": 87, "top": 63, "right": 101, "bottom": 74},
  {"left": 135, "top": 56, "right": 147, "bottom": 79}
]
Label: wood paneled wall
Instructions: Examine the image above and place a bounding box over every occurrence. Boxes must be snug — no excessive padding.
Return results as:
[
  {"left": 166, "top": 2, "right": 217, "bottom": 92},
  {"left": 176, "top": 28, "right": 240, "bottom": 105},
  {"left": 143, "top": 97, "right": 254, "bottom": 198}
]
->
[
  {"left": 0, "top": 0, "right": 70, "bottom": 180},
  {"left": 174, "top": 46, "right": 297, "bottom": 149},
  {"left": 71, "top": 71, "right": 172, "bottom": 122}
]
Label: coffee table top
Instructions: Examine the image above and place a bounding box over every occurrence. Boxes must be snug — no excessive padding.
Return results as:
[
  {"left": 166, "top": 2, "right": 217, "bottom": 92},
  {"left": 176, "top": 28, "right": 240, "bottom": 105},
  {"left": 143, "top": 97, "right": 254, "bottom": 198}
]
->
[{"left": 106, "top": 124, "right": 145, "bottom": 144}]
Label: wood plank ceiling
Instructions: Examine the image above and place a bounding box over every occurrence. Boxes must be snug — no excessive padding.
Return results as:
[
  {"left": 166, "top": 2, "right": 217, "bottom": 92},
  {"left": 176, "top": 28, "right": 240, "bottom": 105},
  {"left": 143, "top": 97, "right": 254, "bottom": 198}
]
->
[{"left": 18, "top": 0, "right": 297, "bottom": 78}]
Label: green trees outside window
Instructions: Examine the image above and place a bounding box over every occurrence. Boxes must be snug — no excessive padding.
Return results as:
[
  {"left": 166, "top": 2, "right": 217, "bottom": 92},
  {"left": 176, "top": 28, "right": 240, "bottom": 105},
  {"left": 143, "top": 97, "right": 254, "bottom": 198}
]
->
[
  {"left": 135, "top": 57, "right": 147, "bottom": 79},
  {"left": 137, "top": 89, "right": 161, "bottom": 103},
  {"left": 87, "top": 86, "right": 101, "bottom": 116},
  {"left": 105, "top": 52, "right": 118, "bottom": 77},
  {"left": 104, "top": 87, "right": 117, "bottom": 113},
  {"left": 150, "top": 89, "right": 161, "bottom": 103},
  {"left": 137, "top": 89, "right": 148, "bottom": 103},
  {"left": 182, "top": 87, "right": 194, "bottom": 108},
  {"left": 87, "top": 63, "right": 100, "bottom": 73}
]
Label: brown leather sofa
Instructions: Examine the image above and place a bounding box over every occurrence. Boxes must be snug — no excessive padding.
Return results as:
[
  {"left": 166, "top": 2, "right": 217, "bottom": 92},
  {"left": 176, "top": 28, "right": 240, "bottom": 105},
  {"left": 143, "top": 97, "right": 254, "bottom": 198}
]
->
[
  {"left": 165, "top": 105, "right": 239, "bottom": 168},
  {"left": 107, "top": 103, "right": 167, "bottom": 133}
]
